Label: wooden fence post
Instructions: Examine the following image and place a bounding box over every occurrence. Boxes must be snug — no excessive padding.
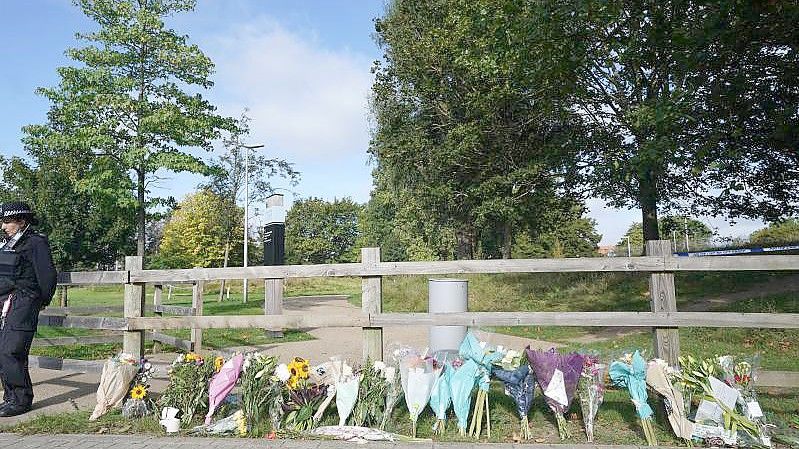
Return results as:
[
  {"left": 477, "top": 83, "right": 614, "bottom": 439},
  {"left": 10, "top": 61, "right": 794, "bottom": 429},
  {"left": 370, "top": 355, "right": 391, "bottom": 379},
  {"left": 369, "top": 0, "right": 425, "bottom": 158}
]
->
[
  {"left": 191, "top": 279, "right": 204, "bottom": 352},
  {"left": 123, "top": 256, "right": 145, "bottom": 358},
  {"left": 647, "top": 240, "right": 680, "bottom": 366},
  {"left": 362, "top": 247, "right": 383, "bottom": 362},
  {"left": 59, "top": 285, "right": 68, "bottom": 308},
  {"left": 265, "top": 278, "right": 284, "bottom": 338},
  {"left": 152, "top": 284, "right": 163, "bottom": 353}
]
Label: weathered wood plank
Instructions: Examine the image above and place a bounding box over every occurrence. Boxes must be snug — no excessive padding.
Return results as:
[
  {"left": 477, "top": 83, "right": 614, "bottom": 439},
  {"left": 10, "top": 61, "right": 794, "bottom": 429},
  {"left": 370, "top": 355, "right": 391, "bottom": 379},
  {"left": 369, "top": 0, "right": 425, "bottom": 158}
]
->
[
  {"left": 128, "top": 257, "right": 670, "bottom": 281},
  {"left": 191, "top": 280, "right": 204, "bottom": 352},
  {"left": 126, "top": 311, "right": 799, "bottom": 330},
  {"left": 362, "top": 248, "right": 383, "bottom": 362},
  {"left": 126, "top": 314, "right": 367, "bottom": 330},
  {"left": 63, "top": 254, "right": 799, "bottom": 285},
  {"left": 150, "top": 332, "right": 193, "bottom": 352},
  {"left": 37, "top": 315, "right": 127, "bottom": 330},
  {"left": 648, "top": 240, "right": 680, "bottom": 366},
  {"left": 758, "top": 370, "right": 799, "bottom": 388},
  {"left": 57, "top": 270, "right": 128, "bottom": 285},
  {"left": 123, "top": 256, "right": 145, "bottom": 358},
  {"left": 42, "top": 306, "right": 123, "bottom": 315},
  {"left": 31, "top": 335, "right": 123, "bottom": 347},
  {"left": 370, "top": 312, "right": 799, "bottom": 328},
  {"left": 264, "top": 278, "right": 284, "bottom": 337},
  {"left": 153, "top": 304, "right": 195, "bottom": 316},
  {"left": 670, "top": 255, "right": 799, "bottom": 271}
]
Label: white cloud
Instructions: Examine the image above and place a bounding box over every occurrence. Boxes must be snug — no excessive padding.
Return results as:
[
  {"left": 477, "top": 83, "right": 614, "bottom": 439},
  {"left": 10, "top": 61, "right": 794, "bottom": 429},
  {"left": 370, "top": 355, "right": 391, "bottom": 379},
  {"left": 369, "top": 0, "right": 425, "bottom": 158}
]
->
[{"left": 206, "top": 18, "right": 374, "bottom": 163}]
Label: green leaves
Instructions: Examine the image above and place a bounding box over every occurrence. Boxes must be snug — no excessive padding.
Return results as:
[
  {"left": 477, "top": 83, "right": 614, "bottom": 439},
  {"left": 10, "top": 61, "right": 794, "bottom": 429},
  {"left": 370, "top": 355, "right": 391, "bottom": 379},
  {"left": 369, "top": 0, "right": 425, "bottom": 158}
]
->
[
  {"left": 26, "top": 0, "right": 239, "bottom": 256},
  {"left": 285, "top": 198, "right": 362, "bottom": 265}
]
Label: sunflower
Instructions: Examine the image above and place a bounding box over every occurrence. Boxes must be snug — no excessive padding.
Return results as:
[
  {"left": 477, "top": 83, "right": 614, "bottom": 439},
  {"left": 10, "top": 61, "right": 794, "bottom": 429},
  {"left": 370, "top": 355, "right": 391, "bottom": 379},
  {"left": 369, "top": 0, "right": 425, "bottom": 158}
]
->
[
  {"left": 130, "top": 384, "right": 147, "bottom": 400},
  {"left": 214, "top": 356, "right": 225, "bottom": 372}
]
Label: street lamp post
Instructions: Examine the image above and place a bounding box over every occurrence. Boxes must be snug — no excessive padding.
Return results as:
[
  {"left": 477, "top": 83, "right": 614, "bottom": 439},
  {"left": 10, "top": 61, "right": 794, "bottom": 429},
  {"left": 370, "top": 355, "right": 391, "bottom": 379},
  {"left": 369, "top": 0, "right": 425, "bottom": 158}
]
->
[
  {"left": 241, "top": 144, "right": 264, "bottom": 303},
  {"left": 625, "top": 236, "right": 632, "bottom": 257}
]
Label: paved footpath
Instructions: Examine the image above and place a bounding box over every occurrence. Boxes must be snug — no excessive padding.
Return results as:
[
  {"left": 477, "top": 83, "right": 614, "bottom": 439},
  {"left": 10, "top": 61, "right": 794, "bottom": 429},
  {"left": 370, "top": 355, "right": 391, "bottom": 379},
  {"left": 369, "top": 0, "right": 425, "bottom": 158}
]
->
[{"left": 0, "top": 433, "right": 679, "bottom": 449}]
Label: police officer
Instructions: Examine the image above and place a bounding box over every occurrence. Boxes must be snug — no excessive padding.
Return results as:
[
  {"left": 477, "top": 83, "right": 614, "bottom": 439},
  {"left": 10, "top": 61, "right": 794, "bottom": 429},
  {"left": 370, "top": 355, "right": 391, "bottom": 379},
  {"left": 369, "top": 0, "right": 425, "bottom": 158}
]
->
[{"left": 0, "top": 202, "right": 56, "bottom": 417}]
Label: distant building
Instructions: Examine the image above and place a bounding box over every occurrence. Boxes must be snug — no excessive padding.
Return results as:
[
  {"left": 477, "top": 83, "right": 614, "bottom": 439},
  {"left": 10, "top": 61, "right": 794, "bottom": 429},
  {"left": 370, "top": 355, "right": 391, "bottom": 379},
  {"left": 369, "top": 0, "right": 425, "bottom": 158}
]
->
[{"left": 598, "top": 245, "right": 616, "bottom": 257}]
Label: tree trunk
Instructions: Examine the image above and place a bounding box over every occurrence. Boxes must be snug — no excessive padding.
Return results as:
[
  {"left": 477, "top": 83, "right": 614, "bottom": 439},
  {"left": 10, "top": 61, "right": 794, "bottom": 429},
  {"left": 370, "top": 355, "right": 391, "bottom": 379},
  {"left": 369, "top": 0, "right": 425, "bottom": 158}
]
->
[
  {"left": 639, "top": 168, "right": 661, "bottom": 254},
  {"left": 455, "top": 226, "right": 474, "bottom": 260},
  {"left": 502, "top": 220, "right": 512, "bottom": 259},
  {"left": 137, "top": 169, "right": 146, "bottom": 257}
]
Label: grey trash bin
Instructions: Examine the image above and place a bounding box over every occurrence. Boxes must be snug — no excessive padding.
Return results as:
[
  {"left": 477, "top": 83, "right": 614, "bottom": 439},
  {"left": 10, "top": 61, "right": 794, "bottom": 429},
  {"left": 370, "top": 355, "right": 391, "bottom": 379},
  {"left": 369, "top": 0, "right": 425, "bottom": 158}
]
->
[{"left": 428, "top": 279, "right": 468, "bottom": 354}]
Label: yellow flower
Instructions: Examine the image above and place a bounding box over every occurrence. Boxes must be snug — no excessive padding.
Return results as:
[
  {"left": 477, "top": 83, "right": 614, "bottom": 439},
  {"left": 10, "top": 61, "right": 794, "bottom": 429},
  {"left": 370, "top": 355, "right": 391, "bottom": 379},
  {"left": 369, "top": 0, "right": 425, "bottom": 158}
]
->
[
  {"left": 298, "top": 361, "right": 310, "bottom": 379},
  {"left": 130, "top": 384, "right": 147, "bottom": 400},
  {"left": 235, "top": 411, "right": 247, "bottom": 436},
  {"left": 214, "top": 356, "right": 225, "bottom": 372}
]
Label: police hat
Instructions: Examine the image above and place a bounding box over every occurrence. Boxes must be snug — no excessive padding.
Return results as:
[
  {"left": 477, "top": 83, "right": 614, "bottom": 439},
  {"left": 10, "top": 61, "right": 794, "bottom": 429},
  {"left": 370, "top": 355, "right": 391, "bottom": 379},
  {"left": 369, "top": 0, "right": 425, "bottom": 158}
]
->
[{"left": 1, "top": 201, "right": 38, "bottom": 224}]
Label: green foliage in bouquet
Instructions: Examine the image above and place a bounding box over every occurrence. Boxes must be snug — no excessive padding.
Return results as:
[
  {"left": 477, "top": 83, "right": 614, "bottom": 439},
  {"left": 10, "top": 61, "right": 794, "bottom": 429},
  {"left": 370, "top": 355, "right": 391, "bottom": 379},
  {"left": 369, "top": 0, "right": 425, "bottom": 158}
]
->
[
  {"left": 239, "top": 353, "right": 280, "bottom": 436},
  {"left": 350, "top": 360, "right": 388, "bottom": 427},
  {"left": 159, "top": 353, "right": 216, "bottom": 425}
]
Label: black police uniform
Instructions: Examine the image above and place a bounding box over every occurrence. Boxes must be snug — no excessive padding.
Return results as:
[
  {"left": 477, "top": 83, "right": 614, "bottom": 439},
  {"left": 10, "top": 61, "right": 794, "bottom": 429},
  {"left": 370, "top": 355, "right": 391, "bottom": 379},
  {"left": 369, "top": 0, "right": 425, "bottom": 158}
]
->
[{"left": 0, "top": 220, "right": 56, "bottom": 414}]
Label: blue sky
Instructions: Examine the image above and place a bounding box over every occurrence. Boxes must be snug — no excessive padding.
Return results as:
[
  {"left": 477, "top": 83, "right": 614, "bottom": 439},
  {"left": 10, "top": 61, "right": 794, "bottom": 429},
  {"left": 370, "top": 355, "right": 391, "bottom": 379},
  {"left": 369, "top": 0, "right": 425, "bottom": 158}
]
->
[{"left": 0, "top": 0, "right": 765, "bottom": 245}]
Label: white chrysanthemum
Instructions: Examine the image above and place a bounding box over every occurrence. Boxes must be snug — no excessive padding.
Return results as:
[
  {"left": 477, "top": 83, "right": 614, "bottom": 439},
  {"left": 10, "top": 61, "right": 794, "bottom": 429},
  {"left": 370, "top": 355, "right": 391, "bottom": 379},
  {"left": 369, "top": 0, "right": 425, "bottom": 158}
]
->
[
  {"left": 373, "top": 361, "right": 386, "bottom": 372},
  {"left": 276, "top": 363, "right": 291, "bottom": 382}
]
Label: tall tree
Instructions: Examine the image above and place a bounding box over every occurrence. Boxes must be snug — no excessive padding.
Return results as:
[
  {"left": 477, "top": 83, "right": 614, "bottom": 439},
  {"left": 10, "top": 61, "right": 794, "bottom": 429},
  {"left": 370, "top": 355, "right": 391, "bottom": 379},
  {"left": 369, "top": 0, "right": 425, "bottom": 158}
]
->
[
  {"left": 285, "top": 198, "right": 362, "bottom": 265},
  {"left": 750, "top": 219, "right": 799, "bottom": 247},
  {"left": 26, "top": 0, "right": 237, "bottom": 257},
  {"left": 152, "top": 189, "right": 243, "bottom": 269},
  {"left": 200, "top": 112, "right": 298, "bottom": 299},
  {"left": 370, "top": 0, "right": 586, "bottom": 260},
  {"left": 573, "top": 1, "right": 799, "bottom": 242}
]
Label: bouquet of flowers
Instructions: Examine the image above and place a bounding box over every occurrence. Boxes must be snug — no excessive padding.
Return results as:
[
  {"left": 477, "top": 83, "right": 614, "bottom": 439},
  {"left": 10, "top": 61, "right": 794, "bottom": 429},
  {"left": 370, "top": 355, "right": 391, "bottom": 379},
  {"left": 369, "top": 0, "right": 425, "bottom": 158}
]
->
[
  {"left": 90, "top": 352, "right": 139, "bottom": 421},
  {"left": 460, "top": 333, "right": 502, "bottom": 439},
  {"left": 492, "top": 348, "right": 535, "bottom": 440},
  {"left": 676, "top": 355, "right": 760, "bottom": 442},
  {"left": 380, "top": 352, "right": 403, "bottom": 430},
  {"left": 677, "top": 357, "right": 770, "bottom": 445},
  {"left": 577, "top": 355, "right": 606, "bottom": 442},
  {"left": 239, "top": 352, "right": 280, "bottom": 435},
  {"left": 718, "top": 355, "right": 768, "bottom": 431},
  {"left": 159, "top": 352, "right": 216, "bottom": 426},
  {"left": 280, "top": 357, "right": 328, "bottom": 432},
  {"left": 400, "top": 350, "right": 436, "bottom": 437},
  {"left": 429, "top": 352, "right": 453, "bottom": 435},
  {"left": 609, "top": 351, "right": 657, "bottom": 446},
  {"left": 526, "top": 347, "right": 585, "bottom": 440},
  {"left": 205, "top": 354, "right": 244, "bottom": 425},
  {"left": 351, "top": 359, "right": 387, "bottom": 427},
  {"left": 646, "top": 358, "right": 693, "bottom": 443},
  {"left": 307, "top": 358, "right": 354, "bottom": 424},
  {"left": 122, "top": 357, "right": 156, "bottom": 419},
  {"left": 448, "top": 356, "right": 477, "bottom": 436}
]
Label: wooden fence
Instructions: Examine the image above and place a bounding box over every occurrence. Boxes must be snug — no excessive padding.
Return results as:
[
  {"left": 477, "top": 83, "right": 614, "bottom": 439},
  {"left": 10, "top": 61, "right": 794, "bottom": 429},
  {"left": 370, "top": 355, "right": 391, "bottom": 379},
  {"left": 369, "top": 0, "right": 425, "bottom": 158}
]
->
[{"left": 48, "top": 241, "right": 799, "bottom": 387}]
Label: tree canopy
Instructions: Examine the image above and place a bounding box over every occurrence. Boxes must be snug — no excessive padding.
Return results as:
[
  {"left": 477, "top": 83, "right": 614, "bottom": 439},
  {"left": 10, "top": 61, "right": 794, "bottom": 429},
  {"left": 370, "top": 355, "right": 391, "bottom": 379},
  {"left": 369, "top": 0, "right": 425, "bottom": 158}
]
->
[
  {"left": 370, "top": 0, "right": 590, "bottom": 259},
  {"left": 152, "top": 189, "right": 243, "bottom": 269},
  {"left": 25, "top": 0, "right": 238, "bottom": 257},
  {"left": 285, "top": 198, "right": 362, "bottom": 264}
]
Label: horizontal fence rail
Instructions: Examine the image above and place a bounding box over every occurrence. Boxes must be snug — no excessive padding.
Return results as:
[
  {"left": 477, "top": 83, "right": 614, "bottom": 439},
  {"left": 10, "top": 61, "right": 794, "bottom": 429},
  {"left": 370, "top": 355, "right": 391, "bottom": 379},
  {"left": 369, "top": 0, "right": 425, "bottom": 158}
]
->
[
  {"left": 118, "top": 255, "right": 799, "bottom": 283},
  {"left": 123, "top": 311, "right": 799, "bottom": 331}
]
